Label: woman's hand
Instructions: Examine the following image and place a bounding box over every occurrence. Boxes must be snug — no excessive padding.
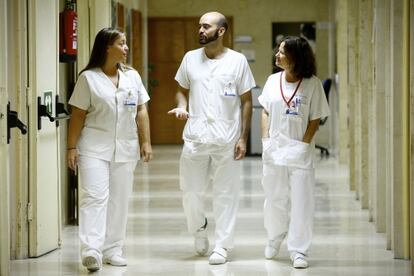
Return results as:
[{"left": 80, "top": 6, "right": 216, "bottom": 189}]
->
[
  {"left": 67, "top": 148, "right": 79, "bottom": 173},
  {"left": 140, "top": 142, "right": 153, "bottom": 162},
  {"left": 234, "top": 138, "right": 247, "bottom": 160}
]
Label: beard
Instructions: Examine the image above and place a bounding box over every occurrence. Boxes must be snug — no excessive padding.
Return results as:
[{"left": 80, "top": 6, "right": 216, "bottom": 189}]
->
[{"left": 199, "top": 29, "right": 220, "bottom": 45}]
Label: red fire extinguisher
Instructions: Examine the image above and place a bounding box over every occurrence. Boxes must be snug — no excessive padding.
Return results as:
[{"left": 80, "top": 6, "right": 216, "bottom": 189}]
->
[{"left": 59, "top": 1, "right": 77, "bottom": 62}]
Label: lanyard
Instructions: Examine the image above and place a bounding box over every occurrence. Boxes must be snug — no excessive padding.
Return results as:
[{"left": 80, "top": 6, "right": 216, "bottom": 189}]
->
[{"left": 279, "top": 71, "right": 302, "bottom": 107}]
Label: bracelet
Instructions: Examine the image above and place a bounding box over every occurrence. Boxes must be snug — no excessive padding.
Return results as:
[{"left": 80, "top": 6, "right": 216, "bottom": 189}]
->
[{"left": 67, "top": 147, "right": 76, "bottom": 150}]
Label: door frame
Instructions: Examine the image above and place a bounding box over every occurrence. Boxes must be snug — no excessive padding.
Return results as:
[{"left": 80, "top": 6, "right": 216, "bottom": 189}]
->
[
  {"left": 0, "top": 0, "right": 10, "bottom": 273},
  {"left": 8, "top": 0, "right": 30, "bottom": 260}
]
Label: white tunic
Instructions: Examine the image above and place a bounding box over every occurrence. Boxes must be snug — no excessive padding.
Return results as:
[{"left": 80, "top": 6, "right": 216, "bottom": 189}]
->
[
  {"left": 258, "top": 72, "right": 330, "bottom": 168},
  {"left": 69, "top": 68, "right": 150, "bottom": 162},
  {"left": 175, "top": 48, "right": 256, "bottom": 145}
]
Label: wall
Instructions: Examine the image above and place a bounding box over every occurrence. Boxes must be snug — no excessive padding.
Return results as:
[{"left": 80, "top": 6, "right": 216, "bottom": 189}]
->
[
  {"left": 341, "top": 0, "right": 412, "bottom": 260},
  {"left": 113, "top": 0, "right": 148, "bottom": 84},
  {"left": 148, "top": 0, "right": 331, "bottom": 87},
  {"left": 77, "top": 0, "right": 111, "bottom": 74},
  {"left": 148, "top": 0, "right": 333, "bottom": 147},
  {"left": 335, "top": 0, "right": 349, "bottom": 164},
  {"left": 77, "top": 0, "right": 148, "bottom": 81}
]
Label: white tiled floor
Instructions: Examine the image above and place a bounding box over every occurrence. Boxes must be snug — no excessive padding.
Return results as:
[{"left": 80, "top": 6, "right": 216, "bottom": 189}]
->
[{"left": 10, "top": 146, "right": 411, "bottom": 275}]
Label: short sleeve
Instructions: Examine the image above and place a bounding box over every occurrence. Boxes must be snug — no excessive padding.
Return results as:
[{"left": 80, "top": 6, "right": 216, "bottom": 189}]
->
[
  {"left": 237, "top": 56, "right": 256, "bottom": 95},
  {"left": 68, "top": 73, "right": 91, "bottom": 110},
  {"left": 258, "top": 76, "right": 273, "bottom": 111},
  {"left": 309, "top": 77, "right": 330, "bottom": 120},
  {"left": 131, "top": 70, "right": 150, "bottom": 105},
  {"left": 174, "top": 53, "right": 190, "bottom": 89}
]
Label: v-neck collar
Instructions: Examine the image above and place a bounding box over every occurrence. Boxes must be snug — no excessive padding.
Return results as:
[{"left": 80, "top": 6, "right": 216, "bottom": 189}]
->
[{"left": 99, "top": 67, "right": 122, "bottom": 90}]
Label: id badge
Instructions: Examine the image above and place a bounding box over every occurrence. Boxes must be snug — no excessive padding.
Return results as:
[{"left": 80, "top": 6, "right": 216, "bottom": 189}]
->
[
  {"left": 223, "top": 81, "right": 236, "bottom": 96},
  {"left": 123, "top": 91, "right": 137, "bottom": 111},
  {"left": 285, "top": 102, "right": 298, "bottom": 115}
]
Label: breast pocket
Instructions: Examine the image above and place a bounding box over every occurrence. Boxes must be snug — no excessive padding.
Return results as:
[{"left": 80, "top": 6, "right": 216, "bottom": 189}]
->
[
  {"left": 294, "top": 94, "right": 309, "bottom": 117},
  {"left": 219, "top": 74, "right": 237, "bottom": 98}
]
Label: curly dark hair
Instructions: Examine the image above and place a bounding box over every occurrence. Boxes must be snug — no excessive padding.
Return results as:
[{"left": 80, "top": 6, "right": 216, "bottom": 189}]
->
[{"left": 281, "top": 36, "right": 316, "bottom": 78}]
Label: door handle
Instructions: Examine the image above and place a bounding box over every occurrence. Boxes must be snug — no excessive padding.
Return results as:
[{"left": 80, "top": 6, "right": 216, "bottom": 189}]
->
[
  {"left": 55, "top": 95, "right": 71, "bottom": 127},
  {"left": 38, "top": 96, "right": 72, "bottom": 129},
  {"left": 7, "top": 102, "right": 28, "bottom": 144},
  {"left": 37, "top": 96, "right": 54, "bottom": 130}
]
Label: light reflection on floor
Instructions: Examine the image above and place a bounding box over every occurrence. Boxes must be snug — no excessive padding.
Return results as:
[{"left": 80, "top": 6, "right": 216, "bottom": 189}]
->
[{"left": 10, "top": 146, "right": 411, "bottom": 275}]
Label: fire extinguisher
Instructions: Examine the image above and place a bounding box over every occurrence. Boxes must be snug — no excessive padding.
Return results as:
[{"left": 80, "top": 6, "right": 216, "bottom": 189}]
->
[{"left": 59, "top": 1, "right": 77, "bottom": 62}]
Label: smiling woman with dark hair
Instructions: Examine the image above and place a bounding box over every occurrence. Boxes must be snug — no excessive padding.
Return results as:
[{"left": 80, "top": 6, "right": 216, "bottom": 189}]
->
[
  {"left": 67, "top": 27, "right": 152, "bottom": 272},
  {"left": 282, "top": 36, "right": 316, "bottom": 78},
  {"left": 259, "top": 36, "right": 329, "bottom": 269}
]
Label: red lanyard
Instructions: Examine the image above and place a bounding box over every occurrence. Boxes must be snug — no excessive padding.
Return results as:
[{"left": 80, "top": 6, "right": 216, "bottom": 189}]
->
[{"left": 279, "top": 71, "right": 302, "bottom": 107}]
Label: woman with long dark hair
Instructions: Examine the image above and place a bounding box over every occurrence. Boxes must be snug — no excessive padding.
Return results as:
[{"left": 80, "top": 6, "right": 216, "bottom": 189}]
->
[
  {"left": 67, "top": 27, "right": 152, "bottom": 272},
  {"left": 259, "top": 36, "right": 329, "bottom": 269}
]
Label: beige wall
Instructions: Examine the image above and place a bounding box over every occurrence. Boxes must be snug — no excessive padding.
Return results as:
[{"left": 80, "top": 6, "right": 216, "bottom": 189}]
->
[
  {"left": 335, "top": 0, "right": 348, "bottom": 164},
  {"left": 115, "top": 0, "right": 148, "bottom": 83},
  {"left": 148, "top": 0, "right": 331, "bottom": 87},
  {"left": 339, "top": 0, "right": 412, "bottom": 260},
  {"left": 148, "top": 0, "right": 333, "bottom": 148}
]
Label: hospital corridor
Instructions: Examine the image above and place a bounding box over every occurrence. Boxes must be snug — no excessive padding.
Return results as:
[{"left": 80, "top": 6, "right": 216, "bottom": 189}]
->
[
  {"left": 1, "top": 0, "right": 414, "bottom": 275},
  {"left": 8, "top": 146, "right": 411, "bottom": 275}
]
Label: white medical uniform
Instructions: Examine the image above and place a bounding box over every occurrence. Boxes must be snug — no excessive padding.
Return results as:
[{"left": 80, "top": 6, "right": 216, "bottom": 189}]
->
[
  {"left": 175, "top": 48, "right": 255, "bottom": 249},
  {"left": 69, "top": 67, "right": 150, "bottom": 260},
  {"left": 258, "top": 72, "right": 329, "bottom": 255}
]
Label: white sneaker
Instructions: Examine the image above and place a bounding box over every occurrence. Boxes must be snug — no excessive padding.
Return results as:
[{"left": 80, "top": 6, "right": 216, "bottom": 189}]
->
[
  {"left": 291, "top": 252, "right": 308, "bottom": 269},
  {"left": 264, "top": 239, "right": 282, "bottom": 259},
  {"left": 209, "top": 247, "right": 228, "bottom": 265},
  {"left": 104, "top": 255, "right": 127, "bottom": 266},
  {"left": 82, "top": 255, "right": 102, "bottom": 272},
  {"left": 194, "top": 219, "right": 209, "bottom": 256}
]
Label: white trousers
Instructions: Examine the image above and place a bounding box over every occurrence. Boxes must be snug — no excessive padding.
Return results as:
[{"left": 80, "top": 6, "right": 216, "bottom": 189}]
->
[
  {"left": 78, "top": 155, "right": 137, "bottom": 260},
  {"left": 262, "top": 163, "right": 315, "bottom": 255},
  {"left": 180, "top": 141, "right": 240, "bottom": 249}
]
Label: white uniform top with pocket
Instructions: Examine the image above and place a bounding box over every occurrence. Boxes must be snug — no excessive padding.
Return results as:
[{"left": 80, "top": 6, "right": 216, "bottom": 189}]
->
[
  {"left": 69, "top": 68, "right": 150, "bottom": 162},
  {"left": 258, "top": 72, "right": 330, "bottom": 169},
  {"left": 175, "top": 48, "right": 256, "bottom": 145}
]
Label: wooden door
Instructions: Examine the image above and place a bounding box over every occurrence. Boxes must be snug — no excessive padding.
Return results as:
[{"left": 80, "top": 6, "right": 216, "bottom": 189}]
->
[
  {"left": 148, "top": 17, "right": 233, "bottom": 144},
  {"left": 131, "top": 9, "right": 143, "bottom": 74}
]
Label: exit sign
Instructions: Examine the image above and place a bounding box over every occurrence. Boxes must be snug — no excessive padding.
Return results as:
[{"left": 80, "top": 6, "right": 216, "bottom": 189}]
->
[{"left": 43, "top": 91, "right": 53, "bottom": 114}]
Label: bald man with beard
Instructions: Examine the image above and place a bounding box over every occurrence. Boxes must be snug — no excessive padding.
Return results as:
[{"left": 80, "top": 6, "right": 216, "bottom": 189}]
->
[{"left": 168, "top": 11, "right": 256, "bottom": 265}]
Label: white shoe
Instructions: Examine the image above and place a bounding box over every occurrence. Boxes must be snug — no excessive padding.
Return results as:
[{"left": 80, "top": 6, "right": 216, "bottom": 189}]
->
[
  {"left": 209, "top": 247, "right": 228, "bottom": 265},
  {"left": 264, "top": 239, "right": 282, "bottom": 259},
  {"left": 291, "top": 252, "right": 308, "bottom": 269},
  {"left": 194, "top": 219, "right": 209, "bottom": 256},
  {"left": 104, "top": 255, "right": 127, "bottom": 266},
  {"left": 82, "top": 255, "right": 102, "bottom": 272}
]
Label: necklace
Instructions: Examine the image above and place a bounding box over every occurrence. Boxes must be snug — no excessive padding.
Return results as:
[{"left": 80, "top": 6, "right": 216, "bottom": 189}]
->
[{"left": 279, "top": 71, "right": 302, "bottom": 108}]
